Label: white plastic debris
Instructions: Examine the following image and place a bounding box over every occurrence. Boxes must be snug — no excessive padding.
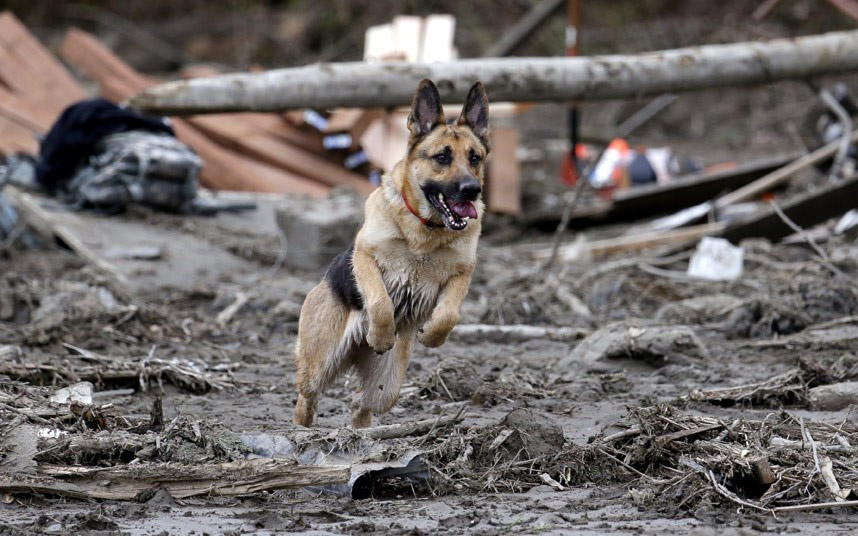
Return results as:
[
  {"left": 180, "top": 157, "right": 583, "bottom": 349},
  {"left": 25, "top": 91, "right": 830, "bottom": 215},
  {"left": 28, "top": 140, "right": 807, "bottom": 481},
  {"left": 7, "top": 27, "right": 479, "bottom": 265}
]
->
[
  {"left": 49, "top": 381, "right": 94, "bottom": 406},
  {"left": 687, "top": 237, "right": 744, "bottom": 281},
  {"left": 834, "top": 209, "right": 858, "bottom": 235},
  {"left": 37, "top": 428, "right": 66, "bottom": 439}
]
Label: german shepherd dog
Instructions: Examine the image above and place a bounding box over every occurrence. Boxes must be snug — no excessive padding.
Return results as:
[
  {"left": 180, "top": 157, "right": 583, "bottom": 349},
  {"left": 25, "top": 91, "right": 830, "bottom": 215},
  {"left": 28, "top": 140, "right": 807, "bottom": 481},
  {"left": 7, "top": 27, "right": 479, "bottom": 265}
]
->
[{"left": 294, "top": 79, "right": 489, "bottom": 428}]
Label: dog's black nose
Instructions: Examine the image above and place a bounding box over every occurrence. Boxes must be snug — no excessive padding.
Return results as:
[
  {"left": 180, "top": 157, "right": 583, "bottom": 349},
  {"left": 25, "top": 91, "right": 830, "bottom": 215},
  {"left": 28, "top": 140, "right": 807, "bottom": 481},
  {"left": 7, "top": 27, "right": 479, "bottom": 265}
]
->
[{"left": 458, "top": 178, "right": 481, "bottom": 199}]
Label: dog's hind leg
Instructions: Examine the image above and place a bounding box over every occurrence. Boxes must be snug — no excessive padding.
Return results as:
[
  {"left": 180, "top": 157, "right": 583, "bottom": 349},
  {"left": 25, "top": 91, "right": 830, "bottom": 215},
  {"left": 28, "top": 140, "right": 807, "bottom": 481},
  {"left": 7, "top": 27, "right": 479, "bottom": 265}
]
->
[
  {"left": 350, "top": 331, "right": 415, "bottom": 428},
  {"left": 294, "top": 283, "right": 357, "bottom": 427}
]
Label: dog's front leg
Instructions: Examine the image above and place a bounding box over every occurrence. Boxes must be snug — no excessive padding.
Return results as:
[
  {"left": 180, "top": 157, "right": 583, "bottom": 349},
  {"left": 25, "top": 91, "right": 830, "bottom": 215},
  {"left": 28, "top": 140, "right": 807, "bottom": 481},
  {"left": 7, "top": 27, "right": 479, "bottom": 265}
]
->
[
  {"left": 419, "top": 270, "right": 472, "bottom": 347},
  {"left": 353, "top": 248, "right": 396, "bottom": 353}
]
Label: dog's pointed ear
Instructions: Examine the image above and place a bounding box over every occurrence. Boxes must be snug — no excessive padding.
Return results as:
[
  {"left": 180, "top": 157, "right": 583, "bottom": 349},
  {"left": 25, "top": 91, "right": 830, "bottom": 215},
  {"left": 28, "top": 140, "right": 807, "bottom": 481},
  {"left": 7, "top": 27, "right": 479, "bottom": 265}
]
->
[
  {"left": 458, "top": 81, "right": 489, "bottom": 146},
  {"left": 407, "top": 79, "right": 444, "bottom": 138}
]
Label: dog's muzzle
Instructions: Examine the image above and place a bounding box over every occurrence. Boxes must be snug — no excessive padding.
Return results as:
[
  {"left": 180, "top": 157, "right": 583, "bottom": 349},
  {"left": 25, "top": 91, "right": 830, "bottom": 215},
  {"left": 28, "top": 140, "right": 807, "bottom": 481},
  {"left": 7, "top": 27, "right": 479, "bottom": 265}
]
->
[{"left": 422, "top": 178, "right": 481, "bottom": 231}]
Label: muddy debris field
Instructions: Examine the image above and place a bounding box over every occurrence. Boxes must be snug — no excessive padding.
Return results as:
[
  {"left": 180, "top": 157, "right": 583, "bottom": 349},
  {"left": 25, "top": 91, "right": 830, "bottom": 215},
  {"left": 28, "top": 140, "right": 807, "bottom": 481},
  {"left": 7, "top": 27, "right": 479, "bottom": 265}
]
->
[{"left": 2, "top": 184, "right": 858, "bottom": 535}]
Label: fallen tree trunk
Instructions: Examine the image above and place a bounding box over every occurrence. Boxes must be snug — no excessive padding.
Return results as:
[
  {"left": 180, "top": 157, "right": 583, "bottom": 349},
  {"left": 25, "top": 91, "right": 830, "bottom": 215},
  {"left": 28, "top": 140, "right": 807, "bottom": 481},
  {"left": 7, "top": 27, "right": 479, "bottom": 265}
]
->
[
  {"left": 0, "top": 459, "right": 350, "bottom": 500},
  {"left": 129, "top": 30, "right": 858, "bottom": 113}
]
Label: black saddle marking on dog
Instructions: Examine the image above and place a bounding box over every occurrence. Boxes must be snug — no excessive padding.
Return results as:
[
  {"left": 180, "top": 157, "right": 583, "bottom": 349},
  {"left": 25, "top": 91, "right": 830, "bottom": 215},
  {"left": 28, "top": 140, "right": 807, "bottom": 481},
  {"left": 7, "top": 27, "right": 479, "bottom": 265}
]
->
[{"left": 326, "top": 244, "right": 364, "bottom": 310}]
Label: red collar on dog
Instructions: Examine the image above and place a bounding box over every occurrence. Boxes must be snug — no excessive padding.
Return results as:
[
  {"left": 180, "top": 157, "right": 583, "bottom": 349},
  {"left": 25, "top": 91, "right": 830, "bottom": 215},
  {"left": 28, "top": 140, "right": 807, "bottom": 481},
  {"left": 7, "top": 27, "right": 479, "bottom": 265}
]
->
[{"left": 402, "top": 193, "right": 438, "bottom": 229}]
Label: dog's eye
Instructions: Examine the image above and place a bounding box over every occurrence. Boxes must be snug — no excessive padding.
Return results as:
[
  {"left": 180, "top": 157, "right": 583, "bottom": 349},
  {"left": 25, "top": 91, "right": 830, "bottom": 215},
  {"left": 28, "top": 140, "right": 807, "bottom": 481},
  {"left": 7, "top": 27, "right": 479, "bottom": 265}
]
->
[
  {"left": 433, "top": 153, "right": 450, "bottom": 165},
  {"left": 469, "top": 154, "right": 482, "bottom": 166}
]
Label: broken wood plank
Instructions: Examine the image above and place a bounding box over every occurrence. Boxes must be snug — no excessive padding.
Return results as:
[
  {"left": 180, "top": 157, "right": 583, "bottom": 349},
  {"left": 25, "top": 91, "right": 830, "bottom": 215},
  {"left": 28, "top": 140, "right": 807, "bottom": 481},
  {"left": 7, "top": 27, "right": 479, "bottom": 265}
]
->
[
  {"left": 0, "top": 459, "right": 349, "bottom": 500},
  {"left": 128, "top": 29, "right": 858, "bottom": 113},
  {"left": 722, "top": 175, "right": 858, "bottom": 243},
  {"left": 0, "top": 86, "right": 56, "bottom": 133},
  {"left": 0, "top": 12, "right": 88, "bottom": 107},
  {"left": 420, "top": 14, "right": 457, "bottom": 63},
  {"left": 361, "top": 413, "right": 464, "bottom": 440},
  {"left": 60, "top": 27, "right": 159, "bottom": 90},
  {"left": 324, "top": 108, "right": 385, "bottom": 137},
  {"left": 450, "top": 323, "right": 589, "bottom": 343},
  {"left": 0, "top": 116, "right": 40, "bottom": 155},
  {"left": 188, "top": 116, "right": 374, "bottom": 194},
  {"left": 714, "top": 129, "right": 858, "bottom": 209},
  {"left": 655, "top": 424, "right": 722, "bottom": 448},
  {"left": 533, "top": 222, "right": 727, "bottom": 261},
  {"left": 611, "top": 154, "right": 800, "bottom": 220},
  {"left": 486, "top": 125, "right": 522, "bottom": 214}
]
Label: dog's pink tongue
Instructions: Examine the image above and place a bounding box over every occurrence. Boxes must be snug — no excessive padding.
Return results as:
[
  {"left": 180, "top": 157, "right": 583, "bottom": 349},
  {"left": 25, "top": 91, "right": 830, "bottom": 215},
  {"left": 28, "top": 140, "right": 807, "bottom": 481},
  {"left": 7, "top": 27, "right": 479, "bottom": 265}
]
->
[{"left": 451, "top": 201, "right": 477, "bottom": 219}]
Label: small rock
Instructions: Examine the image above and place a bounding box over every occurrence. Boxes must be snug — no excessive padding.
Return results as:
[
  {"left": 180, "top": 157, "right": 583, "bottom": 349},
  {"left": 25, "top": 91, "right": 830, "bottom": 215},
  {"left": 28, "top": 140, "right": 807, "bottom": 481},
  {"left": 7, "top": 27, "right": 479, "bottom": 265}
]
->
[
  {"left": 809, "top": 381, "right": 858, "bottom": 410},
  {"left": 559, "top": 322, "right": 709, "bottom": 368},
  {"left": 49, "top": 381, "right": 94, "bottom": 406},
  {"left": 274, "top": 189, "right": 364, "bottom": 270}
]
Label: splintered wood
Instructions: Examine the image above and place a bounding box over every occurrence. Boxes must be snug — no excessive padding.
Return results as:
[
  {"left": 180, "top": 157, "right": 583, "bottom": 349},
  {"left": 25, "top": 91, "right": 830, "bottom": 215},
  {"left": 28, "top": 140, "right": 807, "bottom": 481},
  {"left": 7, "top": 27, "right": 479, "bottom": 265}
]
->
[{"left": 0, "top": 459, "right": 349, "bottom": 500}]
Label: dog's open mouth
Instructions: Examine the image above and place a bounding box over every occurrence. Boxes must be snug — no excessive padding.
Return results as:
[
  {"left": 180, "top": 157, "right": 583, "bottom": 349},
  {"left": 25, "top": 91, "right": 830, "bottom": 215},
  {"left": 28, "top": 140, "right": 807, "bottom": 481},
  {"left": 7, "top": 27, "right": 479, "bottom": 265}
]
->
[{"left": 428, "top": 193, "right": 477, "bottom": 231}]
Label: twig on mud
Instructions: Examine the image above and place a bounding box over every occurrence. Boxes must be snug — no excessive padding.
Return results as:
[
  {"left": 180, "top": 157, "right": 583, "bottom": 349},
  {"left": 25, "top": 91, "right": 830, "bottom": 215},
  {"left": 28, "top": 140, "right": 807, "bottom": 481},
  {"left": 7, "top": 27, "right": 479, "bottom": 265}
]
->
[
  {"left": 771, "top": 499, "right": 858, "bottom": 512},
  {"left": 216, "top": 291, "right": 253, "bottom": 327},
  {"left": 636, "top": 263, "right": 698, "bottom": 281},
  {"left": 804, "top": 315, "right": 858, "bottom": 331},
  {"left": 415, "top": 405, "right": 469, "bottom": 449},
  {"left": 770, "top": 200, "right": 830, "bottom": 262},
  {"left": 436, "top": 374, "right": 455, "bottom": 402},
  {"left": 820, "top": 456, "right": 847, "bottom": 501},
  {"left": 576, "top": 251, "right": 693, "bottom": 287},
  {"left": 597, "top": 447, "right": 666, "bottom": 484},
  {"left": 801, "top": 417, "right": 823, "bottom": 493},
  {"left": 0, "top": 401, "right": 52, "bottom": 425},
  {"left": 62, "top": 344, "right": 114, "bottom": 363},
  {"left": 599, "top": 426, "right": 642, "bottom": 444},
  {"left": 705, "top": 468, "right": 774, "bottom": 513},
  {"left": 541, "top": 176, "right": 590, "bottom": 271},
  {"left": 361, "top": 412, "right": 465, "bottom": 440},
  {"left": 450, "top": 323, "right": 589, "bottom": 343}
]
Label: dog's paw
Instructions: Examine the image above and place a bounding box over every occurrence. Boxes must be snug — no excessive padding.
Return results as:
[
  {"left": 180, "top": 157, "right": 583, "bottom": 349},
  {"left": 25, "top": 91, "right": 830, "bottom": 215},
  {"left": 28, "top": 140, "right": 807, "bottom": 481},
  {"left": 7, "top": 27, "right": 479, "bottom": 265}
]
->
[
  {"left": 367, "top": 326, "right": 395, "bottom": 354},
  {"left": 417, "top": 326, "right": 450, "bottom": 348}
]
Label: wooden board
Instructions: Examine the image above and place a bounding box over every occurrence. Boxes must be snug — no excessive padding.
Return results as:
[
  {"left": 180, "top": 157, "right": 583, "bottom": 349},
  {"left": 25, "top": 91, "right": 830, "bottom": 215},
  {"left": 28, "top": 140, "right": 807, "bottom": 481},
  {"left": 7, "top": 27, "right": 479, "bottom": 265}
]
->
[
  {"left": 723, "top": 175, "right": 858, "bottom": 243},
  {"left": 523, "top": 154, "right": 804, "bottom": 230},
  {"left": 486, "top": 125, "right": 521, "bottom": 214},
  {"left": 0, "top": 12, "right": 88, "bottom": 108},
  {"left": 0, "top": 86, "right": 57, "bottom": 133},
  {"left": 532, "top": 221, "right": 728, "bottom": 261},
  {"left": 189, "top": 115, "right": 374, "bottom": 194},
  {"left": 0, "top": 115, "right": 39, "bottom": 155},
  {"left": 610, "top": 154, "right": 800, "bottom": 220}
]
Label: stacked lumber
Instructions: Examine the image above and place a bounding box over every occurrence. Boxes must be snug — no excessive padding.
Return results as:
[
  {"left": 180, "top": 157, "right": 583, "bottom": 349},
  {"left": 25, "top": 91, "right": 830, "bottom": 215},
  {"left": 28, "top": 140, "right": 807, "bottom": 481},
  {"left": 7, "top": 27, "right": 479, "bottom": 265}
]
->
[
  {"left": 0, "top": 12, "right": 88, "bottom": 155},
  {"left": 0, "top": 12, "right": 374, "bottom": 197}
]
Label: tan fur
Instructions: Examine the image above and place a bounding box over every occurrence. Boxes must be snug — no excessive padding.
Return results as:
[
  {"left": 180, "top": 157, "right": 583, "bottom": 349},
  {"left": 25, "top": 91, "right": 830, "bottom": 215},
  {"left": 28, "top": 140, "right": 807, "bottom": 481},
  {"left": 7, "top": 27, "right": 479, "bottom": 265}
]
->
[{"left": 294, "top": 80, "right": 489, "bottom": 428}]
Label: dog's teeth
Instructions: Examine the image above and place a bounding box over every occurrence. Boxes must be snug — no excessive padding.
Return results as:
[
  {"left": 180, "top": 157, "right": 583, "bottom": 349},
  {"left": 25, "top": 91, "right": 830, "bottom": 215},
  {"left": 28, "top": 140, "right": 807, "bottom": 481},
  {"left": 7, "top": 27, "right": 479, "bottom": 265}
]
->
[{"left": 438, "top": 194, "right": 445, "bottom": 202}]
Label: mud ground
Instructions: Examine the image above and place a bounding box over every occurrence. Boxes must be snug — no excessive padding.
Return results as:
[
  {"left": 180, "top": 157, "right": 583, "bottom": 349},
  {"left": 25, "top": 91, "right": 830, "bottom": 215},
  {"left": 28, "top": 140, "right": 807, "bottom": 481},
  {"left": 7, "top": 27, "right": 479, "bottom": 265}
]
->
[{"left": 5, "top": 96, "right": 858, "bottom": 534}]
